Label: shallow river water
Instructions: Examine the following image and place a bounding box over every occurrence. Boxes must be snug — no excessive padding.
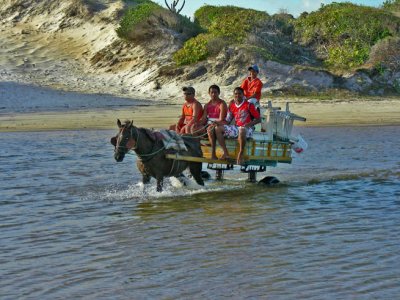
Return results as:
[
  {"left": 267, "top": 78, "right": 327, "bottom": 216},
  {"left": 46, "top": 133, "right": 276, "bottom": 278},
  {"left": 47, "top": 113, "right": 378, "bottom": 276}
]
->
[{"left": 1, "top": 126, "right": 399, "bottom": 299}]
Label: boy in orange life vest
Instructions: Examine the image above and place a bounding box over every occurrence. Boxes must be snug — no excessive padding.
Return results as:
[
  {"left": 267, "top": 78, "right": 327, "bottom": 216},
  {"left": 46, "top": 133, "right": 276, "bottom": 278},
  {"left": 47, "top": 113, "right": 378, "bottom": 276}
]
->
[
  {"left": 240, "top": 64, "right": 263, "bottom": 108},
  {"left": 169, "top": 86, "right": 204, "bottom": 135},
  {"left": 210, "top": 87, "right": 261, "bottom": 165}
]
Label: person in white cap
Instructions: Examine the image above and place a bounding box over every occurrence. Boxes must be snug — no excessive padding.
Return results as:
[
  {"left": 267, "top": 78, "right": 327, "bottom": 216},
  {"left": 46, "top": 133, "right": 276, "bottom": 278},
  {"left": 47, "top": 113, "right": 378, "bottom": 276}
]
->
[{"left": 240, "top": 64, "right": 263, "bottom": 108}]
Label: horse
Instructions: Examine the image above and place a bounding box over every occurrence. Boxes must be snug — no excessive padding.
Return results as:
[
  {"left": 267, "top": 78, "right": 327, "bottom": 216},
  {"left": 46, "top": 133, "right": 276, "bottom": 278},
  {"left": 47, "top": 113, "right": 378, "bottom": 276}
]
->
[{"left": 111, "top": 119, "right": 204, "bottom": 192}]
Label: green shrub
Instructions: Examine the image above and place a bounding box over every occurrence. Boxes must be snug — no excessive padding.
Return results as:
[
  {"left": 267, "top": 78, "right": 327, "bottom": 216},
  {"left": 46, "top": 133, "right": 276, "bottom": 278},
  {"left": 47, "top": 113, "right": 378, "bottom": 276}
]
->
[
  {"left": 173, "top": 5, "right": 269, "bottom": 65},
  {"left": 116, "top": 1, "right": 162, "bottom": 39},
  {"left": 383, "top": 0, "right": 400, "bottom": 11},
  {"left": 251, "top": 46, "right": 276, "bottom": 61},
  {"left": 195, "top": 5, "right": 269, "bottom": 43},
  {"left": 173, "top": 14, "right": 203, "bottom": 38},
  {"left": 326, "top": 40, "right": 370, "bottom": 69},
  {"left": 271, "top": 13, "right": 295, "bottom": 36},
  {"left": 206, "top": 36, "right": 230, "bottom": 56},
  {"left": 173, "top": 33, "right": 209, "bottom": 65},
  {"left": 194, "top": 5, "right": 224, "bottom": 29},
  {"left": 368, "top": 36, "right": 400, "bottom": 70},
  {"left": 294, "top": 2, "right": 400, "bottom": 70},
  {"left": 117, "top": 1, "right": 202, "bottom": 41}
]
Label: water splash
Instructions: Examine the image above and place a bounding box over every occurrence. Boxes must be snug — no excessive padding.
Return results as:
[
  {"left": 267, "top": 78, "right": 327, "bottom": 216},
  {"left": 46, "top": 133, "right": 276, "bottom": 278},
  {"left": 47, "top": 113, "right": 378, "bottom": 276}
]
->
[{"left": 91, "top": 177, "right": 244, "bottom": 203}]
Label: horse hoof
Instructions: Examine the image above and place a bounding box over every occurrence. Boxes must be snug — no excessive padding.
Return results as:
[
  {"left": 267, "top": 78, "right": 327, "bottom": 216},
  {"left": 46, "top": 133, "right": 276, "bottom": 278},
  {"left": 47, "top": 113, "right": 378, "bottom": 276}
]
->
[
  {"left": 258, "top": 176, "right": 280, "bottom": 185},
  {"left": 175, "top": 174, "right": 188, "bottom": 186},
  {"left": 201, "top": 171, "right": 211, "bottom": 180}
]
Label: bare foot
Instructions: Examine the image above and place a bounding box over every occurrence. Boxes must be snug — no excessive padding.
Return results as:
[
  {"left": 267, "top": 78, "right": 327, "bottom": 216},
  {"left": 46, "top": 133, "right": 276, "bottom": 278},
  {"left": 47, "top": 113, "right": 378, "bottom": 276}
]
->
[{"left": 219, "top": 152, "right": 229, "bottom": 160}]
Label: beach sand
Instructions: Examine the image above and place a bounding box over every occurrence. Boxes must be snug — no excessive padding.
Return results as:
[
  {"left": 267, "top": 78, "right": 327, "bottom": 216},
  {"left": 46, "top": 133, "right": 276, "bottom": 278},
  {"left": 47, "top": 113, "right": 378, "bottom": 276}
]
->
[{"left": 1, "top": 98, "right": 399, "bottom": 132}]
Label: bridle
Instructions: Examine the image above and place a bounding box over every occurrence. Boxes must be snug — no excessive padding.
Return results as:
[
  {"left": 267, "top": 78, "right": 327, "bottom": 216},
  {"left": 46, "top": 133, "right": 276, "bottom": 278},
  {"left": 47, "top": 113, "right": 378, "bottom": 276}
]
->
[
  {"left": 115, "top": 125, "right": 139, "bottom": 153},
  {"left": 115, "top": 124, "right": 159, "bottom": 163},
  {"left": 113, "top": 122, "right": 183, "bottom": 176}
]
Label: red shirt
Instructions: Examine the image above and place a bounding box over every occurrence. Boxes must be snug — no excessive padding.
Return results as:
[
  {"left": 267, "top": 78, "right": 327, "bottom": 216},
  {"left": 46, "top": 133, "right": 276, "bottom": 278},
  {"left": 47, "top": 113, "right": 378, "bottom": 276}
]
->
[
  {"left": 226, "top": 99, "right": 260, "bottom": 127},
  {"left": 205, "top": 100, "right": 222, "bottom": 119},
  {"left": 240, "top": 77, "right": 263, "bottom": 101}
]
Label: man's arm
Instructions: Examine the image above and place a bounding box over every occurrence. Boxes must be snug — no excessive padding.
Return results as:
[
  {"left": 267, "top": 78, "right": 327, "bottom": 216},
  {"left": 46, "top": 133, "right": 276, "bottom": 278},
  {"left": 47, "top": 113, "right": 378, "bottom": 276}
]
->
[
  {"left": 199, "top": 103, "right": 208, "bottom": 125},
  {"left": 175, "top": 105, "right": 185, "bottom": 130},
  {"left": 214, "top": 101, "right": 228, "bottom": 125},
  {"left": 245, "top": 103, "right": 261, "bottom": 128},
  {"left": 224, "top": 100, "right": 234, "bottom": 125},
  {"left": 245, "top": 117, "right": 261, "bottom": 128}
]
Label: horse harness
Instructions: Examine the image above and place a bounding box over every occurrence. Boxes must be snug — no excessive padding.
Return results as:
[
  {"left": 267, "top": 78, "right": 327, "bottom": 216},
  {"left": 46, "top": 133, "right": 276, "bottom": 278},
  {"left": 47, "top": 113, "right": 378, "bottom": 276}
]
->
[
  {"left": 115, "top": 124, "right": 185, "bottom": 176},
  {"left": 116, "top": 125, "right": 163, "bottom": 163}
]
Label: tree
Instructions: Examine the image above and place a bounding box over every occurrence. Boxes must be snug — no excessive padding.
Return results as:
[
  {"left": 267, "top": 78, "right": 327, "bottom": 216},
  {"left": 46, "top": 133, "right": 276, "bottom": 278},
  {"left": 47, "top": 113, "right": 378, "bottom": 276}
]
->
[{"left": 164, "top": 0, "right": 185, "bottom": 14}]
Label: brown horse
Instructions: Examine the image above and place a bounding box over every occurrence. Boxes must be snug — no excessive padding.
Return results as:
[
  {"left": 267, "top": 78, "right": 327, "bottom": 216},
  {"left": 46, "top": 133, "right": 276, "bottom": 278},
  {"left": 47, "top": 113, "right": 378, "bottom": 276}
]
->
[{"left": 111, "top": 119, "right": 204, "bottom": 192}]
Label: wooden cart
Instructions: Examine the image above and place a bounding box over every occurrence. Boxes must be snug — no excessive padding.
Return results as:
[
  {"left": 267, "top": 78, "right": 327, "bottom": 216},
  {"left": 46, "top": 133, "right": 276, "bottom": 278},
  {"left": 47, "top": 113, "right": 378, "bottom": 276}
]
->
[{"left": 166, "top": 102, "right": 306, "bottom": 183}]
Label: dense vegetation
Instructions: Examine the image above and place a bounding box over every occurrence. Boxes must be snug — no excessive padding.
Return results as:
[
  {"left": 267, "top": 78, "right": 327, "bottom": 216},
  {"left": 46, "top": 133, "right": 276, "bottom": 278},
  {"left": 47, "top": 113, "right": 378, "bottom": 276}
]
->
[
  {"left": 172, "top": 6, "right": 271, "bottom": 65},
  {"left": 116, "top": 1, "right": 400, "bottom": 72},
  {"left": 173, "top": 6, "right": 307, "bottom": 66},
  {"left": 116, "top": 0, "right": 162, "bottom": 39},
  {"left": 293, "top": 2, "right": 400, "bottom": 70},
  {"left": 383, "top": 0, "right": 400, "bottom": 11},
  {"left": 194, "top": 6, "right": 269, "bottom": 43},
  {"left": 116, "top": 0, "right": 201, "bottom": 42}
]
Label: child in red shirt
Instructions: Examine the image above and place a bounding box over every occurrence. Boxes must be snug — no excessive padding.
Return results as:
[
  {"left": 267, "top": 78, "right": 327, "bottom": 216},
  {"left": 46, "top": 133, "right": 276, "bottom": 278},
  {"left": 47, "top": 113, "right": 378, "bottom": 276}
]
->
[
  {"left": 240, "top": 64, "right": 263, "bottom": 108},
  {"left": 209, "top": 87, "right": 261, "bottom": 164}
]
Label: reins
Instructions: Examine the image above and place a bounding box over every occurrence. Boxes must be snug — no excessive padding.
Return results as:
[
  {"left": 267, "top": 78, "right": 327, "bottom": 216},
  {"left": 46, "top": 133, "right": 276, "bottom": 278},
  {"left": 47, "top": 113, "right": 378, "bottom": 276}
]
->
[
  {"left": 128, "top": 126, "right": 166, "bottom": 162},
  {"left": 130, "top": 126, "right": 139, "bottom": 151},
  {"left": 117, "top": 123, "right": 210, "bottom": 163}
]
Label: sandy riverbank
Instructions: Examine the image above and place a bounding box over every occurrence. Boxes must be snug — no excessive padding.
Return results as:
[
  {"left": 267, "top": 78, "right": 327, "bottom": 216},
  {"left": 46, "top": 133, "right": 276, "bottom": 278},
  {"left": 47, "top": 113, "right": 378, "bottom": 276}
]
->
[
  {"left": 1, "top": 81, "right": 399, "bottom": 133},
  {"left": 1, "top": 99, "right": 399, "bottom": 132}
]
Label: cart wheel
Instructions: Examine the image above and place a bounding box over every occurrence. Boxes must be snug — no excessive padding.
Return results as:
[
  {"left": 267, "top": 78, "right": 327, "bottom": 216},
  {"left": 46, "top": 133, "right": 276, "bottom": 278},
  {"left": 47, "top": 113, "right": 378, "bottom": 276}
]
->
[
  {"left": 258, "top": 176, "right": 280, "bottom": 185},
  {"left": 201, "top": 171, "right": 211, "bottom": 180}
]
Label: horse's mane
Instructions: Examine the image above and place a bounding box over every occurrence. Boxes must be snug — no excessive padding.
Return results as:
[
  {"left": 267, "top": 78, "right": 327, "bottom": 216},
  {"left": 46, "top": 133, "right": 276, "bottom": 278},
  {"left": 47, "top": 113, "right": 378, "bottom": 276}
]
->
[
  {"left": 123, "top": 120, "right": 156, "bottom": 136},
  {"left": 122, "top": 120, "right": 133, "bottom": 127},
  {"left": 121, "top": 120, "right": 158, "bottom": 144}
]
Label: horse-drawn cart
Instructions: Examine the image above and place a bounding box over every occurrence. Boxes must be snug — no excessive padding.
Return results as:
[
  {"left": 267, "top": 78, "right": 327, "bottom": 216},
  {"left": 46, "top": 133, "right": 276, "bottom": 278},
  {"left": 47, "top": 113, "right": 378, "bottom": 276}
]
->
[
  {"left": 166, "top": 101, "right": 307, "bottom": 183},
  {"left": 112, "top": 101, "right": 306, "bottom": 191}
]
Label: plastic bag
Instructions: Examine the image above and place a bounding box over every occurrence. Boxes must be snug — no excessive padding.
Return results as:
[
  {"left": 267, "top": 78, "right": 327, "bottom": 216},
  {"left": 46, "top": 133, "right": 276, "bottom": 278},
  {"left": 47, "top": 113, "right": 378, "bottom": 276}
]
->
[{"left": 293, "top": 134, "right": 308, "bottom": 154}]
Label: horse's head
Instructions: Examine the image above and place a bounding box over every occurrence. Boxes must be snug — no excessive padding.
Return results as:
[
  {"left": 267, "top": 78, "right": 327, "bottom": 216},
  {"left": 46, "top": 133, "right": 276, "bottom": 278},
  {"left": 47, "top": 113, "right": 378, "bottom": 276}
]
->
[{"left": 111, "top": 119, "right": 137, "bottom": 162}]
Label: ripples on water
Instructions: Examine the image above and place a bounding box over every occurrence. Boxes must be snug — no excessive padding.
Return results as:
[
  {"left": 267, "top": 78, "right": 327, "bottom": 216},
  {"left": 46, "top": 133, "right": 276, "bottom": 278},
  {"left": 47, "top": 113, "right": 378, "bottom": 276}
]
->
[{"left": 1, "top": 127, "right": 399, "bottom": 299}]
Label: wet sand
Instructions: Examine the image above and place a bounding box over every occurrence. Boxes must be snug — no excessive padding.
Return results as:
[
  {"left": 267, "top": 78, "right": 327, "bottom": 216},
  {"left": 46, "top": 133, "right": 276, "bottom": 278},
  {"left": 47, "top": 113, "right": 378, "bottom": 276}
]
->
[{"left": 1, "top": 99, "right": 399, "bottom": 132}]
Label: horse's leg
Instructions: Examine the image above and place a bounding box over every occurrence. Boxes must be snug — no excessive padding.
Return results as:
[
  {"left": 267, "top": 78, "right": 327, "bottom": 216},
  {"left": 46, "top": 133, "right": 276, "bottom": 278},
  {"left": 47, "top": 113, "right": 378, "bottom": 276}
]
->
[
  {"left": 156, "top": 177, "right": 164, "bottom": 192},
  {"left": 175, "top": 173, "right": 187, "bottom": 186},
  {"left": 189, "top": 162, "right": 204, "bottom": 186},
  {"left": 142, "top": 174, "right": 151, "bottom": 184},
  {"left": 137, "top": 161, "right": 151, "bottom": 185}
]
